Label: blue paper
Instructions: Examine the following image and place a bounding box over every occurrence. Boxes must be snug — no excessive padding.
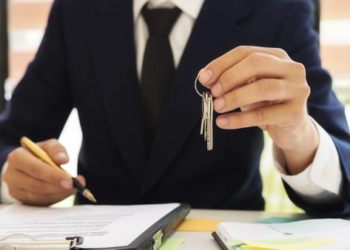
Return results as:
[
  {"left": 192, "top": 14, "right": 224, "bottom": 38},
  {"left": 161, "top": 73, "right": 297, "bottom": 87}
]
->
[
  {"left": 269, "top": 219, "right": 350, "bottom": 235},
  {"left": 255, "top": 217, "right": 304, "bottom": 224}
]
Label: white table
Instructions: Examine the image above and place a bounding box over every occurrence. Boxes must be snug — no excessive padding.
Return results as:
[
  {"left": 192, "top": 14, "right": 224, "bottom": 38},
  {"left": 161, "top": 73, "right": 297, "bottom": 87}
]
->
[{"left": 171, "top": 209, "right": 310, "bottom": 250}]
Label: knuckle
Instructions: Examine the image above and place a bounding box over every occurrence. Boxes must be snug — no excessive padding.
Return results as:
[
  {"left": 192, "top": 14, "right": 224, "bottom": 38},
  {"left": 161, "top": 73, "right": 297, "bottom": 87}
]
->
[
  {"left": 221, "top": 70, "right": 234, "bottom": 85},
  {"left": 255, "top": 109, "right": 267, "bottom": 123},
  {"left": 7, "top": 151, "right": 16, "bottom": 164},
  {"left": 293, "top": 62, "right": 306, "bottom": 77},
  {"left": 262, "top": 80, "right": 282, "bottom": 96},
  {"left": 237, "top": 46, "right": 251, "bottom": 58},
  {"left": 2, "top": 172, "right": 11, "bottom": 184},
  {"left": 301, "top": 84, "right": 311, "bottom": 97},
  {"left": 46, "top": 139, "right": 59, "bottom": 150},
  {"left": 258, "top": 81, "right": 270, "bottom": 95},
  {"left": 250, "top": 53, "right": 264, "bottom": 69},
  {"left": 297, "top": 84, "right": 311, "bottom": 99},
  {"left": 275, "top": 48, "right": 288, "bottom": 58},
  {"left": 229, "top": 91, "right": 239, "bottom": 106}
]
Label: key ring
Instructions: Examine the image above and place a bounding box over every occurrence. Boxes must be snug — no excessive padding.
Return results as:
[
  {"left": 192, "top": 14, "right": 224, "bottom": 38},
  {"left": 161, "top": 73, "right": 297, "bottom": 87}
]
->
[{"left": 194, "top": 75, "right": 203, "bottom": 97}]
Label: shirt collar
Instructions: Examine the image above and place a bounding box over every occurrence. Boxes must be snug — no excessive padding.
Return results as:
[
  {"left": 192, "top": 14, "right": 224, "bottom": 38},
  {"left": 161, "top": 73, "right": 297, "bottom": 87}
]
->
[{"left": 133, "top": 0, "right": 205, "bottom": 22}]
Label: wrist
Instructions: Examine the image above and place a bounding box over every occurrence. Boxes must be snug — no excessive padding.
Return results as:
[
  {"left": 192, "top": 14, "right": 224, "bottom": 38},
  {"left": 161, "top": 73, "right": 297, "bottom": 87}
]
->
[{"left": 282, "top": 117, "right": 319, "bottom": 175}]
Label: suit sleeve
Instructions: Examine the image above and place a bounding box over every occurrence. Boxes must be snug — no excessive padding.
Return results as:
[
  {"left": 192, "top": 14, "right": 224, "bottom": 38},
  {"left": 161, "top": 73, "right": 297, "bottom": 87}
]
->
[
  {"left": 275, "top": 0, "right": 350, "bottom": 217},
  {"left": 0, "top": 0, "right": 73, "bottom": 173}
]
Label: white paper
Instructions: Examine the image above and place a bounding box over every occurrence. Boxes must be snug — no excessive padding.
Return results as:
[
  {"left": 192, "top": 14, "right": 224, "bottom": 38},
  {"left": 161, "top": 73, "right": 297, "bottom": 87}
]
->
[
  {"left": 0, "top": 203, "right": 180, "bottom": 248},
  {"left": 216, "top": 222, "right": 350, "bottom": 250}
]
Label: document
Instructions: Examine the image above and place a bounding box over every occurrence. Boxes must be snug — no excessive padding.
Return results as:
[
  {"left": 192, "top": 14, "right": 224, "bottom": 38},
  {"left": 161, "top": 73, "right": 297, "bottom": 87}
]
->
[
  {"left": 215, "top": 221, "right": 350, "bottom": 249},
  {"left": 0, "top": 203, "right": 180, "bottom": 248}
]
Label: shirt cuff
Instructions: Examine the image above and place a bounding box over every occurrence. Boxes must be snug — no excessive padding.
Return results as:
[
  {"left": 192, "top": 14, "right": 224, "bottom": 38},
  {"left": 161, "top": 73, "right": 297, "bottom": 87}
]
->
[
  {"left": 1, "top": 161, "right": 20, "bottom": 204},
  {"left": 274, "top": 116, "right": 343, "bottom": 204}
]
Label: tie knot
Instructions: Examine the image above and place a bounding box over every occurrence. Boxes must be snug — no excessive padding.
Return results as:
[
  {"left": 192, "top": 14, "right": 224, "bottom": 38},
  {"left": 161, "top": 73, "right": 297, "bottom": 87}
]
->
[{"left": 142, "top": 5, "right": 181, "bottom": 36}]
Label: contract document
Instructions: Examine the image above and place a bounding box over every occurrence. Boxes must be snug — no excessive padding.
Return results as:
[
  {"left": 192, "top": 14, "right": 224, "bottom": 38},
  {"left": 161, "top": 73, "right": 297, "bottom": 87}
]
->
[{"left": 0, "top": 203, "right": 183, "bottom": 249}]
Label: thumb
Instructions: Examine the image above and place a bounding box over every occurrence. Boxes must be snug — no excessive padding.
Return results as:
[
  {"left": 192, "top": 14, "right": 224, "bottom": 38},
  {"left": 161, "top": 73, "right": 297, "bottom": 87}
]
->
[{"left": 37, "top": 139, "right": 69, "bottom": 165}]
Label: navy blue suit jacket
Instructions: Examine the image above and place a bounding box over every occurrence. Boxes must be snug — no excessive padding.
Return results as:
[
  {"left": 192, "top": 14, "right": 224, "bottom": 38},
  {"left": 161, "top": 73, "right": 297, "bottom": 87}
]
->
[{"left": 1, "top": 0, "right": 350, "bottom": 217}]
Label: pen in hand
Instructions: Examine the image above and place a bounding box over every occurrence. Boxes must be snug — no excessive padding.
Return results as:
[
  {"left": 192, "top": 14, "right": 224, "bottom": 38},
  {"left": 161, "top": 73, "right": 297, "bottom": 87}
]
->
[{"left": 20, "top": 137, "right": 97, "bottom": 203}]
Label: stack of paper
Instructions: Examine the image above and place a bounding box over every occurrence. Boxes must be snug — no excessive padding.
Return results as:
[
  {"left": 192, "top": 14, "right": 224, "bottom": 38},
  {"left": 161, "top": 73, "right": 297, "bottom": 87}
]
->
[{"left": 215, "top": 219, "right": 350, "bottom": 249}]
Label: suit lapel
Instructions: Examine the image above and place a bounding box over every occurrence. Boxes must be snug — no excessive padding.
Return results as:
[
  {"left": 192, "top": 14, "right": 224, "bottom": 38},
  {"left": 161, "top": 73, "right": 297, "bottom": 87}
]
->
[
  {"left": 89, "top": 0, "right": 147, "bottom": 183},
  {"left": 140, "top": 0, "right": 251, "bottom": 196}
]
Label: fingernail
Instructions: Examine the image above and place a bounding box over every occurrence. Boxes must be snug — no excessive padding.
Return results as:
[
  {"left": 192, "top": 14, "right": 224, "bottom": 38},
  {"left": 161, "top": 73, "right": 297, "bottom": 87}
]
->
[
  {"left": 56, "top": 152, "right": 68, "bottom": 161},
  {"left": 199, "top": 69, "right": 212, "bottom": 84},
  {"left": 215, "top": 98, "right": 225, "bottom": 110},
  {"left": 212, "top": 83, "right": 222, "bottom": 96},
  {"left": 217, "top": 117, "right": 229, "bottom": 127},
  {"left": 60, "top": 180, "right": 72, "bottom": 189}
]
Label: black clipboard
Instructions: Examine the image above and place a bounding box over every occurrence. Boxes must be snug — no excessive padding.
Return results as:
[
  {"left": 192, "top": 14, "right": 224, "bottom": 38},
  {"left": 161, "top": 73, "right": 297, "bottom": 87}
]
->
[
  {"left": 73, "top": 203, "right": 191, "bottom": 250},
  {"left": 212, "top": 232, "right": 229, "bottom": 250}
]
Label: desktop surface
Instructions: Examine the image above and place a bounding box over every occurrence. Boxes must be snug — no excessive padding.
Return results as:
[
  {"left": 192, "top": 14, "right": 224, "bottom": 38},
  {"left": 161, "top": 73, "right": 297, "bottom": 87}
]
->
[{"left": 0, "top": 204, "right": 312, "bottom": 250}]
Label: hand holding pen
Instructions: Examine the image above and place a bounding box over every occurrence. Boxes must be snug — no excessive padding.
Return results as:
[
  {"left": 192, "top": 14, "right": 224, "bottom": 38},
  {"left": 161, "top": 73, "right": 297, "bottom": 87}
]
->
[{"left": 2, "top": 137, "right": 96, "bottom": 206}]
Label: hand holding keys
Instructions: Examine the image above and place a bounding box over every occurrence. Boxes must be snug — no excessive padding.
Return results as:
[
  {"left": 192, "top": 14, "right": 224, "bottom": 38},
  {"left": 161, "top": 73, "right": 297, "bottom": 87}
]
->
[{"left": 195, "top": 76, "right": 213, "bottom": 150}]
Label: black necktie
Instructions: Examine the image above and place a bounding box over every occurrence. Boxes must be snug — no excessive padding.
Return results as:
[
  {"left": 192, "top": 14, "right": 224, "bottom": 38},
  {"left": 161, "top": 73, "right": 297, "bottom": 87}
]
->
[{"left": 140, "top": 5, "right": 181, "bottom": 147}]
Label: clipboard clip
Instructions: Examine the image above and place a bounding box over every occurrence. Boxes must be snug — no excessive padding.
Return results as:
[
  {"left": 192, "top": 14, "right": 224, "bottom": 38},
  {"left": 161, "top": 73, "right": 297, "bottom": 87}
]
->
[
  {"left": 0, "top": 233, "right": 83, "bottom": 250},
  {"left": 152, "top": 230, "right": 163, "bottom": 250}
]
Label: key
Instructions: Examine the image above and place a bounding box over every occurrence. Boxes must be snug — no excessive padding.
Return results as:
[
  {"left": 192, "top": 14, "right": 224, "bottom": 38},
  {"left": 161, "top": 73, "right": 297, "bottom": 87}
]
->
[
  {"left": 201, "top": 92, "right": 213, "bottom": 150},
  {"left": 200, "top": 93, "right": 208, "bottom": 136},
  {"left": 194, "top": 76, "right": 214, "bottom": 150},
  {"left": 206, "top": 92, "right": 213, "bottom": 150}
]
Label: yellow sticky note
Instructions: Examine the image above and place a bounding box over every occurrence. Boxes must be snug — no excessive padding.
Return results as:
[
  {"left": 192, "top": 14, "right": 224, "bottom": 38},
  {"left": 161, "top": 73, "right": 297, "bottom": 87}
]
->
[
  {"left": 243, "top": 247, "right": 268, "bottom": 250},
  {"left": 243, "top": 238, "right": 335, "bottom": 250},
  {"left": 176, "top": 218, "right": 222, "bottom": 232},
  {"left": 243, "top": 247, "right": 270, "bottom": 250}
]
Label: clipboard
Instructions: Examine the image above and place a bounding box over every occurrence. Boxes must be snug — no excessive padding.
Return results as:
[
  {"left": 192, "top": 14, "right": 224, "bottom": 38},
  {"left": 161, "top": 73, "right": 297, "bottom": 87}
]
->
[
  {"left": 77, "top": 203, "right": 190, "bottom": 250},
  {"left": 0, "top": 234, "right": 83, "bottom": 249},
  {"left": 0, "top": 204, "right": 190, "bottom": 250}
]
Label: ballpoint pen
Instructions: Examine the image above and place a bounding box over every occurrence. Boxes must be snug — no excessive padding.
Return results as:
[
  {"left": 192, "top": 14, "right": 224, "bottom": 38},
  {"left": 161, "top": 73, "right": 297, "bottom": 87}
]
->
[{"left": 20, "top": 136, "right": 97, "bottom": 203}]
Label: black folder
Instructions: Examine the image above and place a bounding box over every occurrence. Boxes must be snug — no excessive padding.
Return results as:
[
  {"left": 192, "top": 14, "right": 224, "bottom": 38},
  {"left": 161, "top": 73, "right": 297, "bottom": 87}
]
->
[{"left": 74, "top": 203, "right": 191, "bottom": 250}]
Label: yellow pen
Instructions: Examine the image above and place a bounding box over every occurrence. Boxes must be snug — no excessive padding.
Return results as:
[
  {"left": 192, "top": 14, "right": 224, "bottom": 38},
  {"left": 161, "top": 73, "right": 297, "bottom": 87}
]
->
[{"left": 20, "top": 136, "right": 96, "bottom": 203}]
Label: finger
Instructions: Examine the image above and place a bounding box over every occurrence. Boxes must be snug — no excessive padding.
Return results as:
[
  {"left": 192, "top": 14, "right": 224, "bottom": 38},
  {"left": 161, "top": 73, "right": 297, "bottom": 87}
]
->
[
  {"left": 4, "top": 168, "right": 65, "bottom": 194},
  {"left": 240, "top": 101, "right": 270, "bottom": 112},
  {"left": 75, "top": 175, "right": 86, "bottom": 187},
  {"left": 211, "top": 53, "right": 293, "bottom": 97},
  {"left": 37, "top": 139, "right": 69, "bottom": 165},
  {"left": 8, "top": 148, "right": 72, "bottom": 188},
  {"left": 216, "top": 104, "right": 298, "bottom": 129},
  {"left": 198, "top": 46, "right": 290, "bottom": 86},
  {"left": 9, "top": 186, "right": 76, "bottom": 206},
  {"left": 214, "top": 79, "right": 293, "bottom": 113}
]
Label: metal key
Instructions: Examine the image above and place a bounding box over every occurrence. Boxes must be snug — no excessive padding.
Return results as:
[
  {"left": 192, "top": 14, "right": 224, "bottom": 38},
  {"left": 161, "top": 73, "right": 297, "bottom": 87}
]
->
[
  {"left": 206, "top": 92, "right": 213, "bottom": 150},
  {"left": 195, "top": 76, "right": 214, "bottom": 150}
]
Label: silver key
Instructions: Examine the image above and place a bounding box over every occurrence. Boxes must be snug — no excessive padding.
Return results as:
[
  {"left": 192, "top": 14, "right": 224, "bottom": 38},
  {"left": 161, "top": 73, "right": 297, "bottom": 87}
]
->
[
  {"left": 195, "top": 76, "right": 214, "bottom": 150},
  {"left": 206, "top": 92, "right": 213, "bottom": 150},
  {"left": 200, "top": 93, "right": 208, "bottom": 136}
]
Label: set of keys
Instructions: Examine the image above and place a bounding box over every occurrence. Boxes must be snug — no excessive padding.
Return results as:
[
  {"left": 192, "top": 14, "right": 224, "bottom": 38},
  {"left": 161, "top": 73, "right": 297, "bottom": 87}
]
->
[{"left": 195, "top": 76, "right": 214, "bottom": 150}]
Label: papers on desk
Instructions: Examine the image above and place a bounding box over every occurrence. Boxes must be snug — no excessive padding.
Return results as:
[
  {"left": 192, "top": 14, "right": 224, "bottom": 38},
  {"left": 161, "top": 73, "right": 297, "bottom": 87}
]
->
[
  {"left": 0, "top": 203, "right": 180, "bottom": 249},
  {"left": 215, "top": 219, "right": 350, "bottom": 250}
]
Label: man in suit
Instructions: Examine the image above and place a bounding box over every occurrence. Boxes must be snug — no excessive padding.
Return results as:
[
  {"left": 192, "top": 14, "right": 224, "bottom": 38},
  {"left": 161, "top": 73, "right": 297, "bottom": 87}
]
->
[{"left": 0, "top": 0, "right": 349, "bottom": 217}]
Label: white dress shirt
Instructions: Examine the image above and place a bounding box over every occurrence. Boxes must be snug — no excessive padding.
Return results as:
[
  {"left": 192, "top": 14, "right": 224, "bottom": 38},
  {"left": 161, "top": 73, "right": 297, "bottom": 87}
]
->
[{"left": 0, "top": 0, "right": 343, "bottom": 205}]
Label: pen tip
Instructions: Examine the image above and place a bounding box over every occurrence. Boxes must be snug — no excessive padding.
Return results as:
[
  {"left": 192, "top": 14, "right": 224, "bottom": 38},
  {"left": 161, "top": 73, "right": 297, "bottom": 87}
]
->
[{"left": 85, "top": 191, "right": 97, "bottom": 203}]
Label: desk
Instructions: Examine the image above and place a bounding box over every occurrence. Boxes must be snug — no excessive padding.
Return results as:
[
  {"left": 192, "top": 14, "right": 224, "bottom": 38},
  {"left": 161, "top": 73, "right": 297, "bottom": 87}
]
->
[{"left": 0, "top": 204, "right": 308, "bottom": 250}]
